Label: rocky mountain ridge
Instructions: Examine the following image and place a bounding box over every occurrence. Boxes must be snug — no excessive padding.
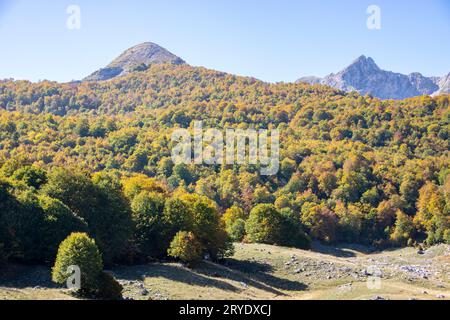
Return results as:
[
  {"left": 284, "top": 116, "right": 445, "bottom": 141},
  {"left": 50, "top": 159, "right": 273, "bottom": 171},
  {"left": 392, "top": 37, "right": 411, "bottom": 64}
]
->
[{"left": 297, "top": 55, "right": 450, "bottom": 99}]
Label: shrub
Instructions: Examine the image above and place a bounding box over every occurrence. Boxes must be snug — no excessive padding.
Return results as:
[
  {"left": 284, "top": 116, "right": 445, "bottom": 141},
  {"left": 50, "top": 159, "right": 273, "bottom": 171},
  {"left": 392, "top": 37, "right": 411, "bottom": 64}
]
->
[
  {"left": 52, "top": 233, "right": 103, "bottom": 296},
  {"left": 167, "top": 231, "right": 202, "bottom": 265},
  {"left": 96, "top": 271, "right": 123, "bottom": 300},
  {"left": 130, "top": 63, "right": 149, "bottom": 72}
]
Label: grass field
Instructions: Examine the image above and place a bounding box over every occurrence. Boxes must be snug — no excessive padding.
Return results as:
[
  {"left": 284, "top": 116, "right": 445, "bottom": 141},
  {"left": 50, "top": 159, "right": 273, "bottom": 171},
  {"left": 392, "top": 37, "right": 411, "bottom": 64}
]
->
[{"left": 1, "top": 243, "right": 449, "bottom": 300}]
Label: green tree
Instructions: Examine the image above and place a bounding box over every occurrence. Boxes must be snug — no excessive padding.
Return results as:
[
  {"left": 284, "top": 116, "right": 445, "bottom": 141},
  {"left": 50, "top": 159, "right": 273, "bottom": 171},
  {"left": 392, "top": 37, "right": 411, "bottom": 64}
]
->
[
  {"left": 163, "top": 197, "right": 194, "bottom": 239},
  {"left": 221, "top": 205, "right": 246, "bottom": 231},
  {"left": 415, "top": 182, "right": 449, "bottom": 245},
  {"left": 44, "top": 169, "right": 133, "bottom": 264},
  {"left": 181, "top": 194, "right": 233, "bottom": 259},
  {"left": 390, "top": 210, "right": 415, "bottom": 246},
  {"left": 90, "top": 171, "right": 133, "bottom": 264},
  {"left": 11, "top": 166, "right": 47, "bottom": 189},
  {"left": 245, "top": 204, "right": 283, "bottom": 244},
  {"left": 38, "top": 195, "right": 88, "bottom": 262},
  {"left": 278, "top": 209, "right": 311, "bottom": 249},
  {"left": 227, "top": 219, "right": 246, "bottom": 242},
  {"left": 301, "top": 203, "right": 339, "bottom": 243},
  {"left": 52, "top": 233, "right": 103, "bottom": 296},
  {"left": 131, "top": 191, "right": 166, "bottom": 258},
  {"left": 167, "top": 231, "right": 202, "bottom": 266}
]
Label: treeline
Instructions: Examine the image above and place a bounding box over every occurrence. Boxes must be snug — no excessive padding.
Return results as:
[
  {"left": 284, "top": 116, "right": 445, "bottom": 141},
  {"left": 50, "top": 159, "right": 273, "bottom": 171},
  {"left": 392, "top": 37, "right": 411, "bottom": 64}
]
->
[
  {"left": 0, "top": 64, "right": 449, "bottom": 255},
  {"left": 0, "top": 166, "right": 237, "bottom": 266},
  {"left": 0, "top": 162, "right": 314, "bottom": 299}
]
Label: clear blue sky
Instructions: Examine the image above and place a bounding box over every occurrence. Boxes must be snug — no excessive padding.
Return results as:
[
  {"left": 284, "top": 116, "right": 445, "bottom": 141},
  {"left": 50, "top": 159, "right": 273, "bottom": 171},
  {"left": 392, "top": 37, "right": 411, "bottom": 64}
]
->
[{"left": 0, "top": 0, "right": 449, "bottom": 82}]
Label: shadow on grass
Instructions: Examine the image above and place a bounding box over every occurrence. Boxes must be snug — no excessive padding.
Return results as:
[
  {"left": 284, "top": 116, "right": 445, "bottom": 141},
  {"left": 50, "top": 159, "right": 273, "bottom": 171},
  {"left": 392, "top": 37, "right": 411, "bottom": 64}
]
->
[
  {"left": 114, "top": 263, "right": 239, "bottom": 293},
  {"left": 218, "top": 259, "right": 308, "bottom": 293},
  {"left": 310, "top": 242, "right": 363, "bottom": 258},
  {"left": 114, "top": 258, "right": 308, "bottom": 297},
  {"left": 0, "top": 264, "right": 57, "bottom": 289},
  {"left": 0, "top": 259, "right": 308, "bottom": 297}
]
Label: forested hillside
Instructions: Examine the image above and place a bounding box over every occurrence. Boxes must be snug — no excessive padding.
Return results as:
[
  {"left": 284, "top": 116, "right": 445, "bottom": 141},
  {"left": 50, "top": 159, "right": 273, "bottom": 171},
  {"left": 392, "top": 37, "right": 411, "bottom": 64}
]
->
[{"left": 0, "top": 64, "right": 449, "bottom": 273}]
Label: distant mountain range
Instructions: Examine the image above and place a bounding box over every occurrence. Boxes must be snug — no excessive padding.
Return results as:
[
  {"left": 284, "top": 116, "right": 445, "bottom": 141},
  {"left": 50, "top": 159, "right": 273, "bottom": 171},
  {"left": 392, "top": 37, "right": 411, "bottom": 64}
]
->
[
  {"left": 84, "top": 42, "right": 185, "bottom": 81},
  {"left": 297, "top": 55, "right": 450, "bottom": 99},
  {"left": 83, "top": 43, "right": 449, "bottom": 100}
]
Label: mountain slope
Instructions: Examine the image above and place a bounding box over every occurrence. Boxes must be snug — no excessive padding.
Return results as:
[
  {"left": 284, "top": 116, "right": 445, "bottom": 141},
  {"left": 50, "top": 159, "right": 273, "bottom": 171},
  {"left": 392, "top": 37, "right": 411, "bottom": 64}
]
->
[
  {"left": 0, "top": 62, "right": 448, "bottom": 250},
  {"left": 434, "top": 73, "right": 450, "bottom": 95},
  {"left": 297, "top": 56, "right": 447, "bottom": 99},
  {"left": 84, "top": 42, "right": 185, "bottom": 81}
]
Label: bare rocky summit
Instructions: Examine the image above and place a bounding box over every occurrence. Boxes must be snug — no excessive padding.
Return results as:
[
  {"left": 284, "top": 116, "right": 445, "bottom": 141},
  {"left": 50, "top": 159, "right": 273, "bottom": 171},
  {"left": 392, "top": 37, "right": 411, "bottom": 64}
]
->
[
  {"left": 297, "top": 55, "right": 449, "bottom": 99},
  {"left": 433, "top": 73, "right": 450, "bottom": 95},
  {"left": 84, "top": 42, "right": 185, "bottom": 81}
]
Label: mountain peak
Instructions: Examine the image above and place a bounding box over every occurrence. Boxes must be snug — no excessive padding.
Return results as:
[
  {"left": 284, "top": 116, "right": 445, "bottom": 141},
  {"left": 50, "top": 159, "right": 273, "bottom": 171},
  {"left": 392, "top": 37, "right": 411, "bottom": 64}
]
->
[
  {"left": 345, "top": 55, "right": 379, "bottom": 72},
  {"left": 84, "top": 42, "right": 185, "bottom": 81},
  {"left": 297, "top": 56, "right": 446, "bottom": 99},
  {"left": 353, "top": 55, "right": 368, "bottom": 63}
]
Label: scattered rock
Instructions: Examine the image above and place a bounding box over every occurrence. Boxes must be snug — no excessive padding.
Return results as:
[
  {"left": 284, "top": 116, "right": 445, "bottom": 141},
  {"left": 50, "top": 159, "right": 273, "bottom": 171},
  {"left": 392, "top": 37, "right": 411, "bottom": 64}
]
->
[
  {"left": 137, "top": 282, "right": 145, "bottom": 289},
  {"left": 436, "top": 294, "right": 445, "bottom": 299},
  {"left": 140, "top": 289, "right": 149, "bottom": 296},
  {"left": 399, "top": 265, "right": 430, "bottom": 279}
]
